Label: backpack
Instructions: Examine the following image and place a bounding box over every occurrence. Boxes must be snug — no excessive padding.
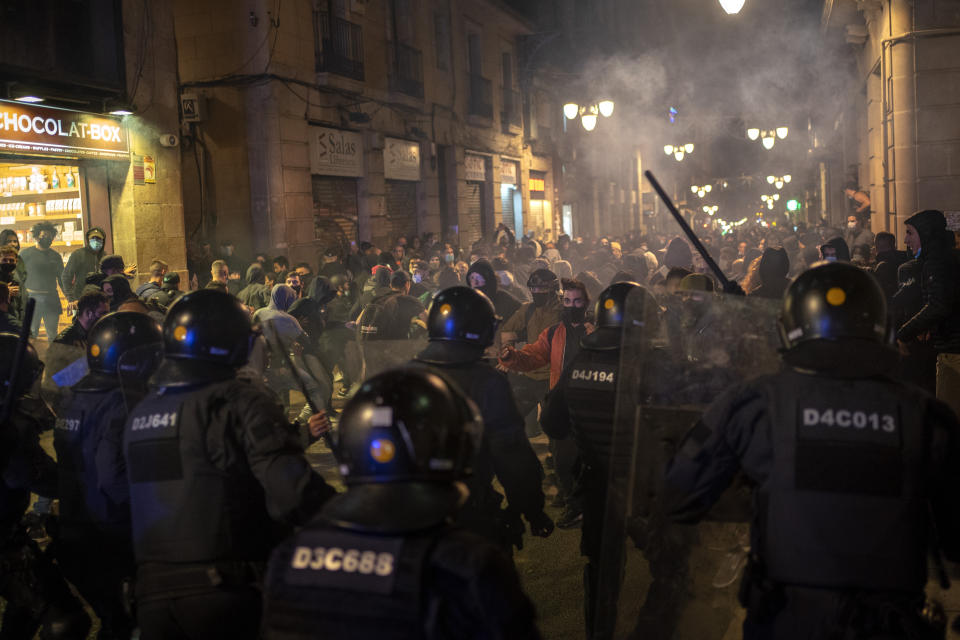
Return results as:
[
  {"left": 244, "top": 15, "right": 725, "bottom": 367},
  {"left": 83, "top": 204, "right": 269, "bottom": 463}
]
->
[{"left": 357, "top": 292, "right": 405, "bottom": 341}]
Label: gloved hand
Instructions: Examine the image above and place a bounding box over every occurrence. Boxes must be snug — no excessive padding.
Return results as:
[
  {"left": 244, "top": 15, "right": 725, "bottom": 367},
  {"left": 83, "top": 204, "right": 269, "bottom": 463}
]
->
[{"left": 526, "top": 510, "right": 554, "bottom": 538}]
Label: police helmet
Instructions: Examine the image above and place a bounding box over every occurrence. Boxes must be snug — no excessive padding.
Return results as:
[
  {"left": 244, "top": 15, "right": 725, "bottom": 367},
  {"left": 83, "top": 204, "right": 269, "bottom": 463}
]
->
[
  {"left": 584, "top": 281, "right": 657, "bottom": 350},
  {"left": 0, "top": 333, "right": 43, "bottom": 402},
  {"left": 323, "top": 368, "right": 482, "bottom": 533},
  {"left": 527, "top": 268, "right": 559, "bottom": 291},
  {"left": 426, "top": 286, "right": 499, "bottom": 347},
  {"left": 86, "top": 312, "right": 163, "bottom": 376},
  {"left": 779, "top": 261, "right": 887, "bottom": 351}
]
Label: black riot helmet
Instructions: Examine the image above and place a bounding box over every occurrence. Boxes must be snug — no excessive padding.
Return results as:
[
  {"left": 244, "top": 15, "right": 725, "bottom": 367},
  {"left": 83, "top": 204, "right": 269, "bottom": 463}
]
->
[
  {"left": 426, "top": 286, "right": 500, "bottom": 347},
  {"left": 323, "top": 368, "right": 482, "bottom": 533},
  {"left": 779, "top": 261, "right": 887, "bottom": 348},
  {"left": 0, "top": 333, "right": 43, "bottom": 402},
  {"left": 152, "top": 289, "right": 252, "bottom": 387},
  {"left": 584, "top": 281, "right": 656, "bottom": 350},
  {"left": 527, "top": 268, "right": 559, "bottom": 291},
  {"left": 86, "top": 312, "right": 163, "bottom": 376},
  {"left": 779, "top": 261, "right": 892, "bottom": 373}
]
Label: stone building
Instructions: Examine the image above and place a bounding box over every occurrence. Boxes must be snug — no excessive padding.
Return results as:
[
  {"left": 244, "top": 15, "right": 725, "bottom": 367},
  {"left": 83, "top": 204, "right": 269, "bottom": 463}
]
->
[
  {"left": 821, "top": 0, "right": 960, "bottom": 234},
  {"left": 173, "top": 0, "right": 562, "bottom": 264}
]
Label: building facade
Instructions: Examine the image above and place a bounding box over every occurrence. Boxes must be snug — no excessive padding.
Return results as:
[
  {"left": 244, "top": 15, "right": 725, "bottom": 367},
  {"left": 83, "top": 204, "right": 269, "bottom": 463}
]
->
[
  {"left": 821, "top": 0, "right": 960, "bottom": 234},
  {"left": 174, "top": 0, "right": 562, "bottom": 265}
]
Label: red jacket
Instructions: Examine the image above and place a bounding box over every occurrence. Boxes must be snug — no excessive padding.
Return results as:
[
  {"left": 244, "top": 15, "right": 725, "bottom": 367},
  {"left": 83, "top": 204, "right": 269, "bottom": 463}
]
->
[{"left": 500, "top": 321, "right": 595, "bottom": 389}]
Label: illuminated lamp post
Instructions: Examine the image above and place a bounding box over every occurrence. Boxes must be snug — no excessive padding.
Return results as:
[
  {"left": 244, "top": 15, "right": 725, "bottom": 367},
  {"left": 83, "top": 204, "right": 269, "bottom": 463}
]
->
[
  {"left": 746, "top": 126, "right": 788, "bottom": 149},
  {"left": 664, "top": 142, "right": 694, "bottom": 162},
  {"left": 766, "top": 174, "right": 792, "bottom": 189},
  {"left": 719, "top": 0, "right": 746, "bottom": 14},
  {"left": 563, "top": 99, "right": 615, "bottom": 132}
]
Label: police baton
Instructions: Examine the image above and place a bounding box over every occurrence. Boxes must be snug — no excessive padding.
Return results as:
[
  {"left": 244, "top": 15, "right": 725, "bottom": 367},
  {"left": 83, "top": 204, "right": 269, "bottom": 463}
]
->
[
  {"left": 265, "top": 323, "right": 335, "bottom": 450},
  {"left": 0, "top": 297, "right": 36, "bottom": 426},
  {"left": 644, "top": 171, "right": 742, "bottom": 295}
]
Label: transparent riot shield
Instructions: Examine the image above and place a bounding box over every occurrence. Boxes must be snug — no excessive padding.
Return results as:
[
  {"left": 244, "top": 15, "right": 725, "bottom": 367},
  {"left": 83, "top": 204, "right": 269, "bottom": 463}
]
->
[
  {"left": 117, "top": 343, "right": 165, "bottom": 413},
  {"left": 40, "top": 343, "right": 87, "bottom": 414},
  {"left": 596, "top": 288, "right": 782, "bottom": 640}
]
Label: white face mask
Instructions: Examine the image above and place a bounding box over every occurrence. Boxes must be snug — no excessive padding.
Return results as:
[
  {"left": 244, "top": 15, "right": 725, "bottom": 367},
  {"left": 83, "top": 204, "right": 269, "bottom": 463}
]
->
[
  {"left": 847, "top": 222, "right": 857, "bottom": 229},
  {"left": 824, "top": 255, "right": 838, "bottom": 262}
]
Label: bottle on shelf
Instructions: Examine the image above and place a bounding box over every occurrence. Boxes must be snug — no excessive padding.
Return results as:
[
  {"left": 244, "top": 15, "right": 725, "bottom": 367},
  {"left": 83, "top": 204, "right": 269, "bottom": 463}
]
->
[{"left": 51, "top": 171, "right": 60, "bottom": 189}]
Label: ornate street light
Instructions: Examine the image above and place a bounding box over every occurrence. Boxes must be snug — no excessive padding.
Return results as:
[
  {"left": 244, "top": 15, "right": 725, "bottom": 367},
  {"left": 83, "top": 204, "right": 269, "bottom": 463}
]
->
[
  {"left": 664, "top": 142, "right": 695, "bottom": 162},
  {"left": 746, "top": 126, "right": 788, "bottom": 149},
  {"left": 766, "top": 174, "right": 792, "bottom": 189},
  {"left": 703, "top": 205, "right": 719, "bottom": 216},
  {"left": 690, "top": 183, "right": 713, "bottom": 198},
  {"left": 760, "top": 193, "right": 781, "bottom": 209},
  {"left": 562, "top": 99, "right": 615, "bottom": 132},
  {"left": 719, "top": 0, "right": 746, "bottom": 14}
]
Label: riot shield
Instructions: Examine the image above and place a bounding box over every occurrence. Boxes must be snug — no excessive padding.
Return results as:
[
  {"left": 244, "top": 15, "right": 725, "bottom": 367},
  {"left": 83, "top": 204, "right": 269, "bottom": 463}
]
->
[
  {"left": 596, "top": 288, "right": 782, "bottom": 640},
  {"left": 40, "top": 342, "right": 87, "bottom": 415}
]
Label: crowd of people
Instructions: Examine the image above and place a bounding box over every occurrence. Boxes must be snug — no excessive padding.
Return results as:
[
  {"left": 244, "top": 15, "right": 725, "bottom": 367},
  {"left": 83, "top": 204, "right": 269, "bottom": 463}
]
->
[{"left": 1, "top": 205, "right": 959, "bottom": 639}]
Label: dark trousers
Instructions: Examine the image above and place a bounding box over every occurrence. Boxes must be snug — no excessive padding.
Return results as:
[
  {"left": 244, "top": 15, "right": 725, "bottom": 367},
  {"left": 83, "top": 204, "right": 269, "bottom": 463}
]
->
[
  {"left": 57, "top": 538, "right": 134, "bottom": 640},
  {"left": 137, "top": 587, "right": 262, "bottom": 640}
]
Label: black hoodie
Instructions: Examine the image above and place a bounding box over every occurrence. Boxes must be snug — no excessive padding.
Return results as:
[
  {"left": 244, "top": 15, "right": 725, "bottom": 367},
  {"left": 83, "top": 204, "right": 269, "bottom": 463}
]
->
[
  {"left": 62, "top": 226, "right": 106, "bottom": 302},
  {"left": 466, "top": 260, "right": 521, "bottom": 320},
  {"left": 896, "top": 210, "right": 960, "bottom": 352}
]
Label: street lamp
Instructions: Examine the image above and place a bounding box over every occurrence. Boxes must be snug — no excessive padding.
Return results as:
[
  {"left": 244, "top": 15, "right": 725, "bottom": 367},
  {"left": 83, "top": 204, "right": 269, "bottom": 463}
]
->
[
  {"left": 760, "top": 193, "right": 781, "bottom": 209},
  {"left": 746, "top": 126, "right": 788, "bottom": 149},
  {"left": 664, "top": 142, "right": 694, "bottom": 162},
  {"left": 563, "top": 100, "right": 615, "bottom": 131},
  {"left": 719, "top": 0, "right": 746, "bottom": 14},
  {"left": 690, "top": 183, "right": 713, "bottom": 198},
  {"left": 703, "top": 205, "right": 719, "bottom": 216},
  {"left": 766, "top": 174, "right": 791, "bottom": 189}
]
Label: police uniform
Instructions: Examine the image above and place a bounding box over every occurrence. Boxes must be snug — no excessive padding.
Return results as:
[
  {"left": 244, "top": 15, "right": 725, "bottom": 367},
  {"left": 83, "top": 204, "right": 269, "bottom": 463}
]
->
[
  {"left": 121, "top": 289, "right": 337, "bottom": 640},
  {"left": 546, "top": 281, "right": 691, "bottom": 640},
  {"left": 0, "top": 333, "right": 91, "bottom": 639},
  {"left": 412, "top": 286, "right": 551, "bottom": 553},
  {"left": 54, "top": 312, "right": 163, "bottom": 639},
  {"left": 262, "top": 367, "right": 542, "bottom": 639},
  {"left": 664, "top": 262, "right": 960, "bottom": 639}
]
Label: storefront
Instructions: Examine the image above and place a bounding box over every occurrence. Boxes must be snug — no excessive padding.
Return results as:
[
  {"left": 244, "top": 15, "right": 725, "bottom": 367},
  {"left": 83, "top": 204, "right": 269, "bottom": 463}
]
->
[
  {"left": 464, "top": 152, "right": 491, "bottom": 246},
  {"left": 309, "top": 125, "right": 362, "bottom": 256},
  {"left": 500, "top": 158, "right": 522, "bottom": 235},
  {"left": 383, "top": 137, "right": 421, "bottom": 247},
  {"left": 528, "top": 170, "right": 552, "bottom": 240},
  {"left": 0, "top": 99, "right": 128, "bottom": 337}
]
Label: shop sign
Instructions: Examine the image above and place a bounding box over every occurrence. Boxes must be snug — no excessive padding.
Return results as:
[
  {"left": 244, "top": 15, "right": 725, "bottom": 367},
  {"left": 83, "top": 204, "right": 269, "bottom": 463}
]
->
[
  {"left": 384, "top": 137, "right": 420, "bottom": 181},
  {"left": 143, "top": 155, "right": 156, "bottom": 183},
  {"left": 500, "top": 160, "right": 517, "bottom": 185},
  {"left": 309, "top": 126, "right": 364, "bottom": 177},
  {"left": 465, "top": 153, "right": 486, "bottom": 182},
  {"left": 0, "top": 100, "right": 128, "bottom": 160},
  {"left": 529, "top": 172, "right": 546, "bottom": 199}
]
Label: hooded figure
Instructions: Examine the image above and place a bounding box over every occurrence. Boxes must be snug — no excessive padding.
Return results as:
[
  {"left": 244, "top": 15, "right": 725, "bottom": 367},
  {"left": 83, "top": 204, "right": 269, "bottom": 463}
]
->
[
  {"left": 896, "top": 210, "right": 960, "bottom": 357},
  {"left": 819, "top": 237, "right": 851, "bottom": 262},
  {"left": 307, "top": 275, "right": 337, "bottom": 307},
  {"left": 237, "top": 263, "right": 270, "bottom": 310},
  {"left": 253, "top": 284, "right": 306, "bottom": 346},
  {"left": 102, "top": 273, "right": 136, "bottom": 311},
  {"left": 663, "top": 237, "right": 694, "bottom": 270},
  {"left": 750, "top": 247, "right": 791, "bottom": 300},
  {"left": 466, "top": 259, "right": 521, "bottom": 321},
  {"left": 62, "top": 226, "right": 107, "bottom": 303}
]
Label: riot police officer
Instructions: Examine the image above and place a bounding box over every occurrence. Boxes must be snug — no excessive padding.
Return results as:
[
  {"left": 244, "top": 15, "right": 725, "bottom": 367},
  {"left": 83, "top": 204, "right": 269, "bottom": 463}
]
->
[
  {"left": 54, "top": 311, "right": 163, "bottom": 640},
  {"left": 262, "top": 367, "right": 541, "bottom": 639},
  {"left": 0, "top": 332, "right": 91, "bottom": 638},
  {"left": 122, "top": 289, "right": 337, "bottom": 640},
  {"left": 412, "top": 286, "right": 552, "bottom": 553},
  {"left": 544, "top": 281, "right": 689, "bottom": 640},
  {"left": 664, "top": 261, "right": 960, "bottom": 639}
]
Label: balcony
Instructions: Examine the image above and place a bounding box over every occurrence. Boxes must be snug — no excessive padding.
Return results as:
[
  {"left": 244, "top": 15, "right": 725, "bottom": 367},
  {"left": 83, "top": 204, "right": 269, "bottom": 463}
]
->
[
  {"left": 389, "top": 42, "right": 423, "bottom": 99},
  {"left": 468, "top": 74, "right": 493, "bottom": 119},
  {"left": 501, "top": 86, "right": 521, "bottom": 131},
  {"left": 315, "top": 12, "right": 364, "bottom": 81}
]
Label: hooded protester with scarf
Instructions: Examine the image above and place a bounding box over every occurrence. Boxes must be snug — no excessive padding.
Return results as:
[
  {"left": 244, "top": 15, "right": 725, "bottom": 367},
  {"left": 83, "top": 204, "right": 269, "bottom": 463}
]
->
[
  {"left": 895, "top": 209, "right": 960, "bottom": 417},
  {"left": 466, "top": 259, "right": 522, "bottom": 321}
]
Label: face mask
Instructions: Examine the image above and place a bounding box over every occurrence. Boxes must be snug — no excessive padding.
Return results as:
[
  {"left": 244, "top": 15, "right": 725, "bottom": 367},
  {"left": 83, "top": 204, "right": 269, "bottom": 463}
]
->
[
  {"left": 532, "top": 292, "right": 553, "bottom": 307},
  {"left": 824, "top": 255, "right": 837, "bottom": 262},
  {"left": 847, "top": 222, "right": 857, "bottom": 229},
  {"left": 89, "top": 238, "right": 104, "bottom": 251},
  {"left": 37, "top": 236, "right": 53, "bottom": 249},
  {"left": 444, "top": 253, "right": 455, "bottom": 264},
  {"left": 563, "top": 306, "right": 586, "bottom": 324},
  {"left": 412, "top": 273, "right": 423, "bottom": 284},
  {"left": 0, "top": 263, "right": 15, "bottom": 277},
  {"left": 290, "top": 285, "right": 301, "bottom": 295}
]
